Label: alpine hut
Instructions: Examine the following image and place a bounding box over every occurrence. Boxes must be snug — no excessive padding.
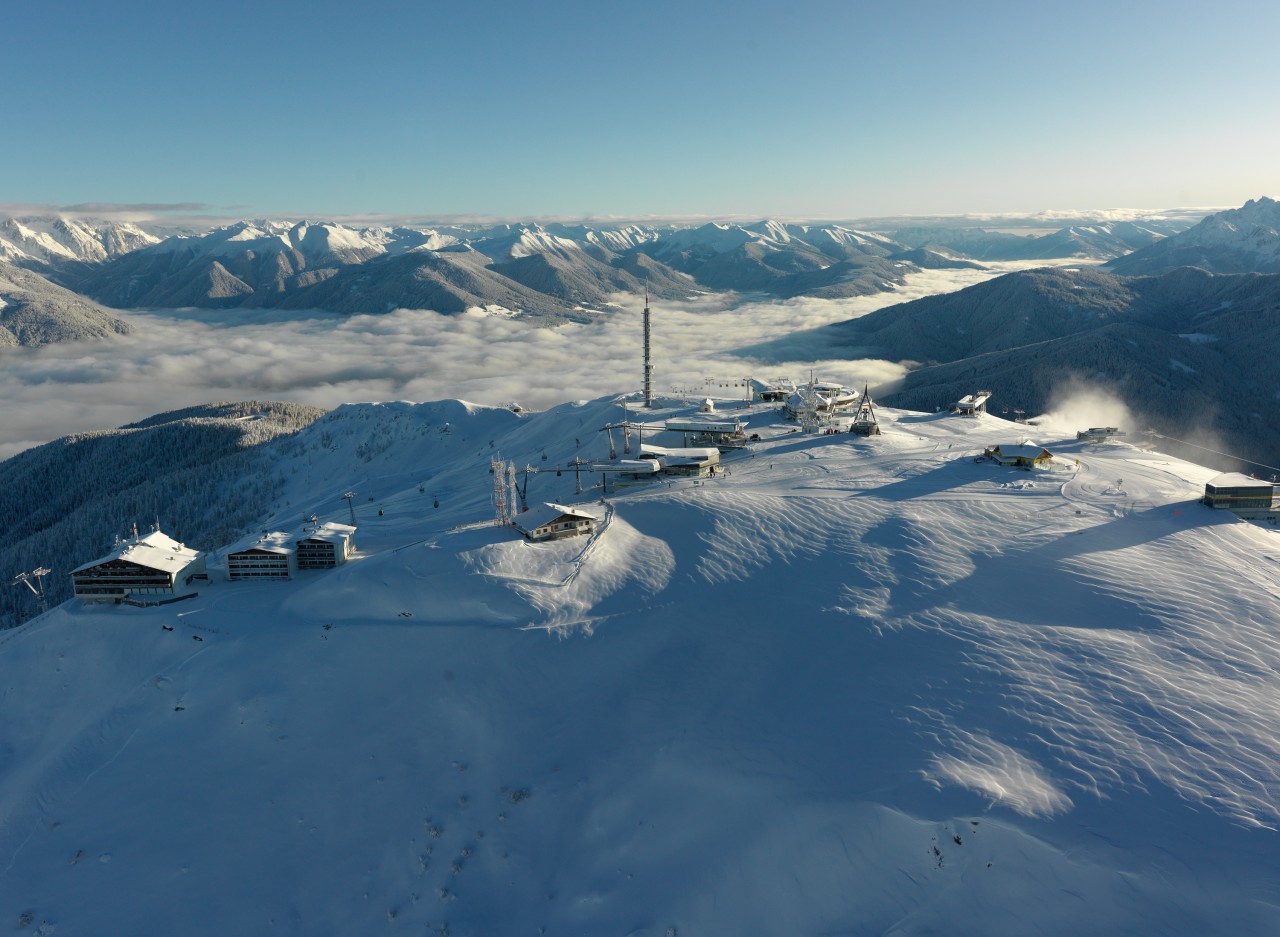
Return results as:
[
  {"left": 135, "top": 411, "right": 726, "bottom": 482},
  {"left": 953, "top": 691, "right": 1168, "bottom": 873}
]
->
[
  {"left": 512, "top": 503, "right": 598, "bottom": 542},
  {"left": 983, "top": 443, "right": 1054, "bottom": 470}
]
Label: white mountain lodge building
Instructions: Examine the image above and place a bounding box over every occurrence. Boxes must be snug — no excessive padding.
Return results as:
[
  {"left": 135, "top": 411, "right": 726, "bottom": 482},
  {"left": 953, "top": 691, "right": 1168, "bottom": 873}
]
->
[
  {"left": 226, "top": 522, "right": 357, "bottom": 579},
  {"left": 71, "top": 528, "right": 207, "bottom": 604}
]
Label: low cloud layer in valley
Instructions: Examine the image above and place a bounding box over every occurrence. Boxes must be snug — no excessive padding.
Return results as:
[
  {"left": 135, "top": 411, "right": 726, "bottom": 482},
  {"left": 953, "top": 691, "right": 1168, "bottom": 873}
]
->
[{"left": 0, "top": 265, "right": 1026, "bottom": 459}]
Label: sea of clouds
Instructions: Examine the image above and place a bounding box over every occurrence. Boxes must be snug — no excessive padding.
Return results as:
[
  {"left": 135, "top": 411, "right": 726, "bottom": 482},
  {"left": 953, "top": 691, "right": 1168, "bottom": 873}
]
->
[{"left": 0, "top": 264, "right": 1036, "bottom": 460}]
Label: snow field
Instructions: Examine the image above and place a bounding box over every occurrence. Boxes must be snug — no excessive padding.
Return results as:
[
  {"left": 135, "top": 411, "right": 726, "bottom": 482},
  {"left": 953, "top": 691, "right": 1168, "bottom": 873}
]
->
[{"left": 3, "top": 394, "right": 1280, "bottom": 935}]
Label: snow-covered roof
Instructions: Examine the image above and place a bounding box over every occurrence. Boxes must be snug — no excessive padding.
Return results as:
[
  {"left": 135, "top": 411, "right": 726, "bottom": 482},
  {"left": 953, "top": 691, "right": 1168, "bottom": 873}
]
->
[
  {"left": 665, "top": 418, "right": 744, "bottom": 434},
  {"left": 227, "top": 530, "right": 296, "bottom": 556},
  {"left": 1207, "top": 472, "right": 1273, "bottom": 489},
  {"left": 640, "top": 444, "right": 720, "bottom": 461},
  {"left": 512, "top": 502, "right": 597, "bottom": 534},
  {"left": 72, "top": 529, "right": 202, "bottom": 575},
  {"left": 987, "top": 443, "right": 1053, "bottom": 462},
  {"left": 297, "top": 521, "right": 357, "bottom": 544},
  {"left": 589, "top": 460, "right": 660, "bottom": 474}
]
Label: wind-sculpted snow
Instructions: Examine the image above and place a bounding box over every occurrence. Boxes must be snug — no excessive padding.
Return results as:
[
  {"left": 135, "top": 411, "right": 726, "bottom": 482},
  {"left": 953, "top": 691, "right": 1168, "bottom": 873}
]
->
[
  {"left": 926, "top": 729, "right": 1073, "bottom": 817},
  {"left": 4, "top": 396, "right": 1280, "bottom": 934},
  {"left": 462, "top": 512, "right": 676, "bottom": 635}
]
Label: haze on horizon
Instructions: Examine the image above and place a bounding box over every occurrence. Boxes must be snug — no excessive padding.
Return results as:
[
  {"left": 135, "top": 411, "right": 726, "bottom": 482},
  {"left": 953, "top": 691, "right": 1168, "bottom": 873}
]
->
[{"left": 6, "top": 0, "right": 1279, "bottom": 221}]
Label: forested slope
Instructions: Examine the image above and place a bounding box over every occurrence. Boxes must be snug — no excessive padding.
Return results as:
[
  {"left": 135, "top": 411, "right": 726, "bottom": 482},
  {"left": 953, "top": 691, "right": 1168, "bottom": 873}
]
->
[{"left": 0, "top": 401, "right": 326, "bottom": 627}]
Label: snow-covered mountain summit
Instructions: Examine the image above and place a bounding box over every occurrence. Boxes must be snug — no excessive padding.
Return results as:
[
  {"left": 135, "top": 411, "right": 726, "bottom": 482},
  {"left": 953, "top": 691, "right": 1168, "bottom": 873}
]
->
[
  {"left": 3, "top": 392, "right": 1279, "bottom": 935},
  {"left": 0, "top": 216, "right": 158, "bottom": 266},
  {"left": 1107, "top": 196, "right": 1280, "bottom": 275}
]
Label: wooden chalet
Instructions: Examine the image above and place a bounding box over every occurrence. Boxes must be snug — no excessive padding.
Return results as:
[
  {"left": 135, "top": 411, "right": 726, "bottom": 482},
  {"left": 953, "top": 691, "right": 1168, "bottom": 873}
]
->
[
  {"left": 512, "top": 503, "right": 598, "bottom": 542},
  {"left": 984, "top": 443, "right": 1054, "bottom": 470}
]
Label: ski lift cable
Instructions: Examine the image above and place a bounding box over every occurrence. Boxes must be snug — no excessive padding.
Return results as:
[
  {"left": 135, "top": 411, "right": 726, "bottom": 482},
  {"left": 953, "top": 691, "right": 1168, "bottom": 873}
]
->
[{"left": 1146, "top": 431, "right": 1280, "bottom": 475}]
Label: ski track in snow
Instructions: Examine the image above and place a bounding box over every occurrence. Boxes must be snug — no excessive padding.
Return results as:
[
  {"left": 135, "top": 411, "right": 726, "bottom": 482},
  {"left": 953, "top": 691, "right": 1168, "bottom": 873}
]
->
[{"left": 4, "top": 395, "right": 1280, "bottom": 934}]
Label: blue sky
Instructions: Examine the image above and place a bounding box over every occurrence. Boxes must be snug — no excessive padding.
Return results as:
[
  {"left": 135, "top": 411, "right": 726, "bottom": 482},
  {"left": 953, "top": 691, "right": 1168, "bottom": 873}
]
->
[{"left": 7, "top": 0, "right": 1278, "bottom": 220}]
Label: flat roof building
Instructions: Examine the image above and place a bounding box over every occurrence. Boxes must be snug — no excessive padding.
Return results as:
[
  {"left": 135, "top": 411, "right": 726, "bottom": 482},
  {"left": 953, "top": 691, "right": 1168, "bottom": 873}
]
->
[
  {"left": 296, "top": 522, "right": 357, "bottom": 570},
  {"left": 640, "top": 444, "right": 721, "bottom": 477},
  {"left": 226, "top": 531, "right": 297, "bottom": 581},
  {"left": 1203, "top": 473, "right": 1278, "bottom": 519}
]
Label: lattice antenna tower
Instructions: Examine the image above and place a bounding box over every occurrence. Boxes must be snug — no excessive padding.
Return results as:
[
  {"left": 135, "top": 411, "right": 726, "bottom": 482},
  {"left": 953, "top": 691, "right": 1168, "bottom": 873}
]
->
[
  {"left": 643, "top": 291, "right": 654, "bottom": 408},
  {"left": 491, "top": 454, "right": 509, "bottom": 526},
  {"left": 800, "top": 368, "right": 821, "bottom": 433},
  {"left": 506, "top": 462, "right": 519, "bottom": 518}
]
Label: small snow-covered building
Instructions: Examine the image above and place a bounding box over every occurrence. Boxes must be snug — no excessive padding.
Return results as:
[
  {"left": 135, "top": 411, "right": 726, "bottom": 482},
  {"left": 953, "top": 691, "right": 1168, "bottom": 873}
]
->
[
  {"left": 1077, "top": 426, "right": 1126, "bottom": 442},
  {"left": 295, "top": 521, "right": 357, "bottom": 569},
  {"left": 984, "top": 443, "right": 1054, "bottom": 470},
  {"left": 590, "top": 459, "right": 661, "bottom": 482},
  {"left": 953, "top": 390, "right": 992, "bottom": 416},
  {"left": 71, "top": 529, "right": 207, "bottom": 604},
  {"left": 640, "top": 444, "right": 721, "bottom": 477},
  {"left": 1202, "top": 473, "right": 1278, "bottom": 519},
  {"left": 752, "top": 378, "right": 795, "bottom": 403},
  {"left": 226, "top": 531, "right": 297, "bottom": 581},
  {"left": 512, "top": 503, "right": 597, "bottom": 542},
  {"left": 664, "top": 417, "right": 747, "bottom": 450}
]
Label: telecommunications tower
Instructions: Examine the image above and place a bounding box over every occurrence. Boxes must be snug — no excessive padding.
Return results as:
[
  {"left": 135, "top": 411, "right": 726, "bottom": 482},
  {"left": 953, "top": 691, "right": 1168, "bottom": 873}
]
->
[{"left": 643, "top": 291, "right": 653, "bottom": 408}]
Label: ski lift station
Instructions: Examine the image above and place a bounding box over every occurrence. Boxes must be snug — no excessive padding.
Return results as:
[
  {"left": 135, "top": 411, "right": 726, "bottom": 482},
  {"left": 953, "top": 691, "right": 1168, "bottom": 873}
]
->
[
  {"left": 751, "top": 378, "right": 796, "bottom": 402},
  {"left": 663, "top": 417, "right": 748, "bottom": 450},
  {"left": 512, "top": 503, "right": 598, "bottom": 542},
  {"left": 1077, "top": 426, "right": 1127, "bottom": 442},
  {"left": 1202, "top": 473, "right": 1279, "bottom": 520},
  {"left": 225, "top": 521, "right": 357, "bottom": 581},
  {"left": 953, "top": 390, "right": 992, "bottom": 416},
  {"left": 71, "top": 528, "right": 207, "bottom": 605},
  {"left": 983, "top": 443, "right": 1055, "bottom": 470},
  {"left": 639, "top": 444, "right": 721, "bottom": 477},
  {"left": 783, "top": 381, "right": 860, "bottom": 420}
]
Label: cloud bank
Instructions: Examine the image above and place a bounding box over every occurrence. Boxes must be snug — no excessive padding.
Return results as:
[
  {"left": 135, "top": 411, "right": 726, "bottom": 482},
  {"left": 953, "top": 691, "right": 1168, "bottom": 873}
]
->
[{"left": 0, "top": 266, "right": 1014, "bottom": 460}]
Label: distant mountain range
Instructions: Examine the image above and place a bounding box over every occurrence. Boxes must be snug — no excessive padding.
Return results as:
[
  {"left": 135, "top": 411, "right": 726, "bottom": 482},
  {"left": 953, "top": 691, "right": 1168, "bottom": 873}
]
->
[
  {"left": 890, "top": 219, "right": 1188, "bottom": 262},
  {"left": 1106, "top": 196, "right": 1280, "bottom": 276},
  {"left": 745, "top": 262, "right": 1280, "bottom": 469},
  {"left": 48, "top": 219, "right": 983, "bottom": 317},
  {"left": 0, "top": 216, "right": 158, "bottom": 266},
  {"left": 0, "top": 210, "right": 1198, "bottom": 325}
]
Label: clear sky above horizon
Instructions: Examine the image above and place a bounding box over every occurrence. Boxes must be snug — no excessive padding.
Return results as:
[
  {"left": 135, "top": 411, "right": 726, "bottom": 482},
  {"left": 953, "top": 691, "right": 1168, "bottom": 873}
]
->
[{"left": 7, "top": 0, "right": 1278, "bottom": 222}]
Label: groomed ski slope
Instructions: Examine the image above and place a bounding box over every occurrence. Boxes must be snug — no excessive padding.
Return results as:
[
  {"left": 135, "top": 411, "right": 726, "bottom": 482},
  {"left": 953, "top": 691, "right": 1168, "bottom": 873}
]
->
[{"left": 3, "top": 395, "right": 1279, "bottom": 936}]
